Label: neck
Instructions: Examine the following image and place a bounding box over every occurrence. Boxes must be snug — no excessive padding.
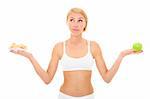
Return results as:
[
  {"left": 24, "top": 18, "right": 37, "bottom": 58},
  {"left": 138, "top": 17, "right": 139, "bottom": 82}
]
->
[{"left": 68, "top": 35, "right": 84, "bottom": 45}]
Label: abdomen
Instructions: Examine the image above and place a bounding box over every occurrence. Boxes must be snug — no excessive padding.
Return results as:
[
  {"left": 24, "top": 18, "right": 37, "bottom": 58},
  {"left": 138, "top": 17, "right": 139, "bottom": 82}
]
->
[{"left": 60, "top": 70, "right": 94, "bottom": 96}]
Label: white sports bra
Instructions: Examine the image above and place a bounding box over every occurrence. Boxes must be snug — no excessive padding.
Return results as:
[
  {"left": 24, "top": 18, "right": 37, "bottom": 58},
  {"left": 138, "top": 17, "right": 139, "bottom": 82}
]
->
[{"left": 60, "top": 40, "right": 94, "bottom": 71}]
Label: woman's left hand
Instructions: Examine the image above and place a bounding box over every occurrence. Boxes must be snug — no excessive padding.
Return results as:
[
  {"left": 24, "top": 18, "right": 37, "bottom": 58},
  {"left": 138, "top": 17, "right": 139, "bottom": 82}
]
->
[{"left": 120, "top": 49, "right": 143, "bottom": 58}]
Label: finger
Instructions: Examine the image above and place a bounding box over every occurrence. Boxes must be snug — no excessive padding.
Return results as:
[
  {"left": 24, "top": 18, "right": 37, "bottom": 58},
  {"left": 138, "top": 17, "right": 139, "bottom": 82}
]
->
[
  {"left": 10, "top": 48, "right": 25, "bottom": 55},
  {"left": 138, "top": 50, "right": 143, "bottom": 53},
  {"left": 134, "top": 50, "right": 143, "bottom": 54},
  {"left": 9, "top": 49, "right": 18, "bottom": 54}
]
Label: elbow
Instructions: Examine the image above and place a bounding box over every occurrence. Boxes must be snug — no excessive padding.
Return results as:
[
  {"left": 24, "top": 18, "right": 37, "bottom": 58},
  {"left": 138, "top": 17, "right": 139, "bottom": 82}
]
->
[
  {"left": 104, "top": 79, "right": 111, "bottom": 84},
  {"left": 43, "top": 78, "right": 52, "bottom": 85},
  {"left": 44, "top": 81, "right": 50, "bottom": 85},
  {"left": 103, "top": 72, "right": 112, "bottom": 84},
  {"left": 43, "top": 73, "right": 52, "bottom": 85},
  {"left": 103, "top": 75, "right": 112, "bottom": 84}
]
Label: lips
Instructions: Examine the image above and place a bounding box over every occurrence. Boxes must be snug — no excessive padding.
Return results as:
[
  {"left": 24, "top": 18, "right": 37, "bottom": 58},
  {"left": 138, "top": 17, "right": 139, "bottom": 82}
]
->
[{"left": 72, "top": 28, "right": 79, "bottom": 31}]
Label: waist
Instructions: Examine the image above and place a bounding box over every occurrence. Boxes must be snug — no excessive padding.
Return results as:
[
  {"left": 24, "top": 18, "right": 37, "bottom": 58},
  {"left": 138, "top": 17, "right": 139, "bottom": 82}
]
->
[
  {"left": 60, "top": 70, "right": 93, "bottom": 96},
  {"left": 60, "top": 80, "right": 93, "bottom": 96},
  {"left": 59, "top": 91, "right": 94, "bottom": 98},
  {"left": 63, "top": 70, "right": 92, "bottom": 83}
]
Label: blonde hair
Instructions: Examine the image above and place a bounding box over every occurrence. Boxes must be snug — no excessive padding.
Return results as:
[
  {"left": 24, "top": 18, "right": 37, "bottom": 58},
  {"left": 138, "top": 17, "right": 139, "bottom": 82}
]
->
[{"left": 67, "top": 8, "right": 88, "bottom": 31}]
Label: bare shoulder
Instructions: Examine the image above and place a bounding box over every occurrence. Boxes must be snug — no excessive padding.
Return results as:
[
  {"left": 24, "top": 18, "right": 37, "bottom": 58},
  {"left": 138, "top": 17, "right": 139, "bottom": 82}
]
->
[
  {"left": 53, "top": 41, "right": 63, "bottom": 59},
  {"left": 90, "top": 40, "right": 100, "bottom": 47},
  {"left": 90, "top": 40, "right": 102, "bottom": 58},
  {"left": 54, "top": 42, "right": 63, "bottom": 49},
  {"left": 90, "top": 40, "right": 101, "bottom": 51}
]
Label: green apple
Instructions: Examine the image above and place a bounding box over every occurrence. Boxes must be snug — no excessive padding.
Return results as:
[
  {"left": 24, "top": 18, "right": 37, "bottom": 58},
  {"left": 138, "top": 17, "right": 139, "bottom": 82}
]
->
[{"left": 132, "top": 42, "right": 142, "bottom": 51}]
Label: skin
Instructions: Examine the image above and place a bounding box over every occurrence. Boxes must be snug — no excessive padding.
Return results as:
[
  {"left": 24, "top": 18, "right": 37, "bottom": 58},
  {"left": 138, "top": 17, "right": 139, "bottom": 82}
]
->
[{"left": 10, "top": 12, "right": 143, "bottom": 97}]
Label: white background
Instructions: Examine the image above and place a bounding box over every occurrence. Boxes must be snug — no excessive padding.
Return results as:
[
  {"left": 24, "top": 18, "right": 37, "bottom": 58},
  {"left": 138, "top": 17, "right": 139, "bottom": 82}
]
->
[{"left": 0, "top": 0, "right": 150, "bottom": 99}]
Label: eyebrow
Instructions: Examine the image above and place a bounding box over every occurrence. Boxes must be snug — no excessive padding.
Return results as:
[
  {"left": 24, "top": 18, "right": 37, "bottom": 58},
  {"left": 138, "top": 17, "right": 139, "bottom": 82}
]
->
[
  {"left": 70, "top": 17, "right": 75, "bottom": 19},
  {"left": 78, "top": 17, "right": 84, "bottom": 19},
  {"left": 70, "top": 17, "right": 84, "bottom": 19}
]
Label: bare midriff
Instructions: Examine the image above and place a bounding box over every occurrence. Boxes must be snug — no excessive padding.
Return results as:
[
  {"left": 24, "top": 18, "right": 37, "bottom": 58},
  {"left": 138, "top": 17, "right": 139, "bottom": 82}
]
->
[{"left": 60, "top": 70, "right": 94, "bottom": 97}]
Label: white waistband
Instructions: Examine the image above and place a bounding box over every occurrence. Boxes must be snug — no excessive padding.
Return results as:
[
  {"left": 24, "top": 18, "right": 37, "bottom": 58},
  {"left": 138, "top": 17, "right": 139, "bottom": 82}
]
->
[{"left": 58, "top": 91, "right": 94, "bottom": 99}]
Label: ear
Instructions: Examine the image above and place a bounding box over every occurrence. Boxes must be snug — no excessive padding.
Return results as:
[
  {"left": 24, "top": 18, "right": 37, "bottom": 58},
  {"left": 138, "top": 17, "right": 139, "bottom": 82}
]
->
[{"left": 66, "top": 21, "right": 69, "bottom": 26}]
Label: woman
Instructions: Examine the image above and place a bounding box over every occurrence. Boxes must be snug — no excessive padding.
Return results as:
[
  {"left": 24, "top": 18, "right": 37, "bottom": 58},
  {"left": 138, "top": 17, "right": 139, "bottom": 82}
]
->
[{"left": 10, "top": 8, "right": 142, "bottom": 99}]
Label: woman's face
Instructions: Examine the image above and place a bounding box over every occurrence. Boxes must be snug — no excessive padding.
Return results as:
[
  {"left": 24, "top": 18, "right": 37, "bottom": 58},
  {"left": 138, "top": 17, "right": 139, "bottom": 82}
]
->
[{"left": 67, "top": 12, "right": 86, "bottom": 36}]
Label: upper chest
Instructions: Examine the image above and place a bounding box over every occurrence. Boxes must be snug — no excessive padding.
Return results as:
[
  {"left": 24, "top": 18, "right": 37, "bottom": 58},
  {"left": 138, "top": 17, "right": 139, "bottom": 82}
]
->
[
  {"left": 59, "top": 41, "right": 95, "bottom": 59},
  {"left": 66, "top": 44, "right": 88, "bottom": 57}
]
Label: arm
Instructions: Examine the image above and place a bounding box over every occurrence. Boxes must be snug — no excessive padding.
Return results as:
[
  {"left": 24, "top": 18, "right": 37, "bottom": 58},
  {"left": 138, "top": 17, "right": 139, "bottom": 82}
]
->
[
  {"left": 92, "top": 41, "right": 142, "bottom": 83},
  {"left": 10, "top": 43, "right": 61, "bottom": 84}
]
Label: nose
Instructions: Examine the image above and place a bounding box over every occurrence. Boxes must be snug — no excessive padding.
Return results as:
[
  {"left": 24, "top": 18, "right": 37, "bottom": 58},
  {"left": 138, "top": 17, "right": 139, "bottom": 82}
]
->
[{"left": 73, "top": 25, "right": 78, "bottom": 28}]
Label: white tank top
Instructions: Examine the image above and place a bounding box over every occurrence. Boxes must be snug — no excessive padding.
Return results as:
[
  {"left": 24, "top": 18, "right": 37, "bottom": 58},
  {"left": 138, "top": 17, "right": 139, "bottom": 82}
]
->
[{"left": 60, "top": 40, "right": 94, "bottom": 71}]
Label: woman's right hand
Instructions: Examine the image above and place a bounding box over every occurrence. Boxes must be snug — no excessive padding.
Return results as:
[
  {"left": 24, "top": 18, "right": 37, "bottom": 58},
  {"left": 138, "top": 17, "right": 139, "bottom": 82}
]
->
[{"left": 10, "top": 49, "right": 33, "bottom": 59}]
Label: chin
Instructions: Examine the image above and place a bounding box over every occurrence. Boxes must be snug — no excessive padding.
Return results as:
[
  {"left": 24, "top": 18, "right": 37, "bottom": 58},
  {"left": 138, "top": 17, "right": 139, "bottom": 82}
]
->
[{"left": 71, "top": 32, "right": 81, "bottom": 36}]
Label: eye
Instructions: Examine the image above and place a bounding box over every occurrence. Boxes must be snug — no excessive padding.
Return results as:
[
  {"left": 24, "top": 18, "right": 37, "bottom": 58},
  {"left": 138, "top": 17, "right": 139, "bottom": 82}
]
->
[
  {"left": 70, "top": 19, "right": 74, "bottom": 22},
  {"left": 78, "top": 19, "right": 83, "bottom": 22}
]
